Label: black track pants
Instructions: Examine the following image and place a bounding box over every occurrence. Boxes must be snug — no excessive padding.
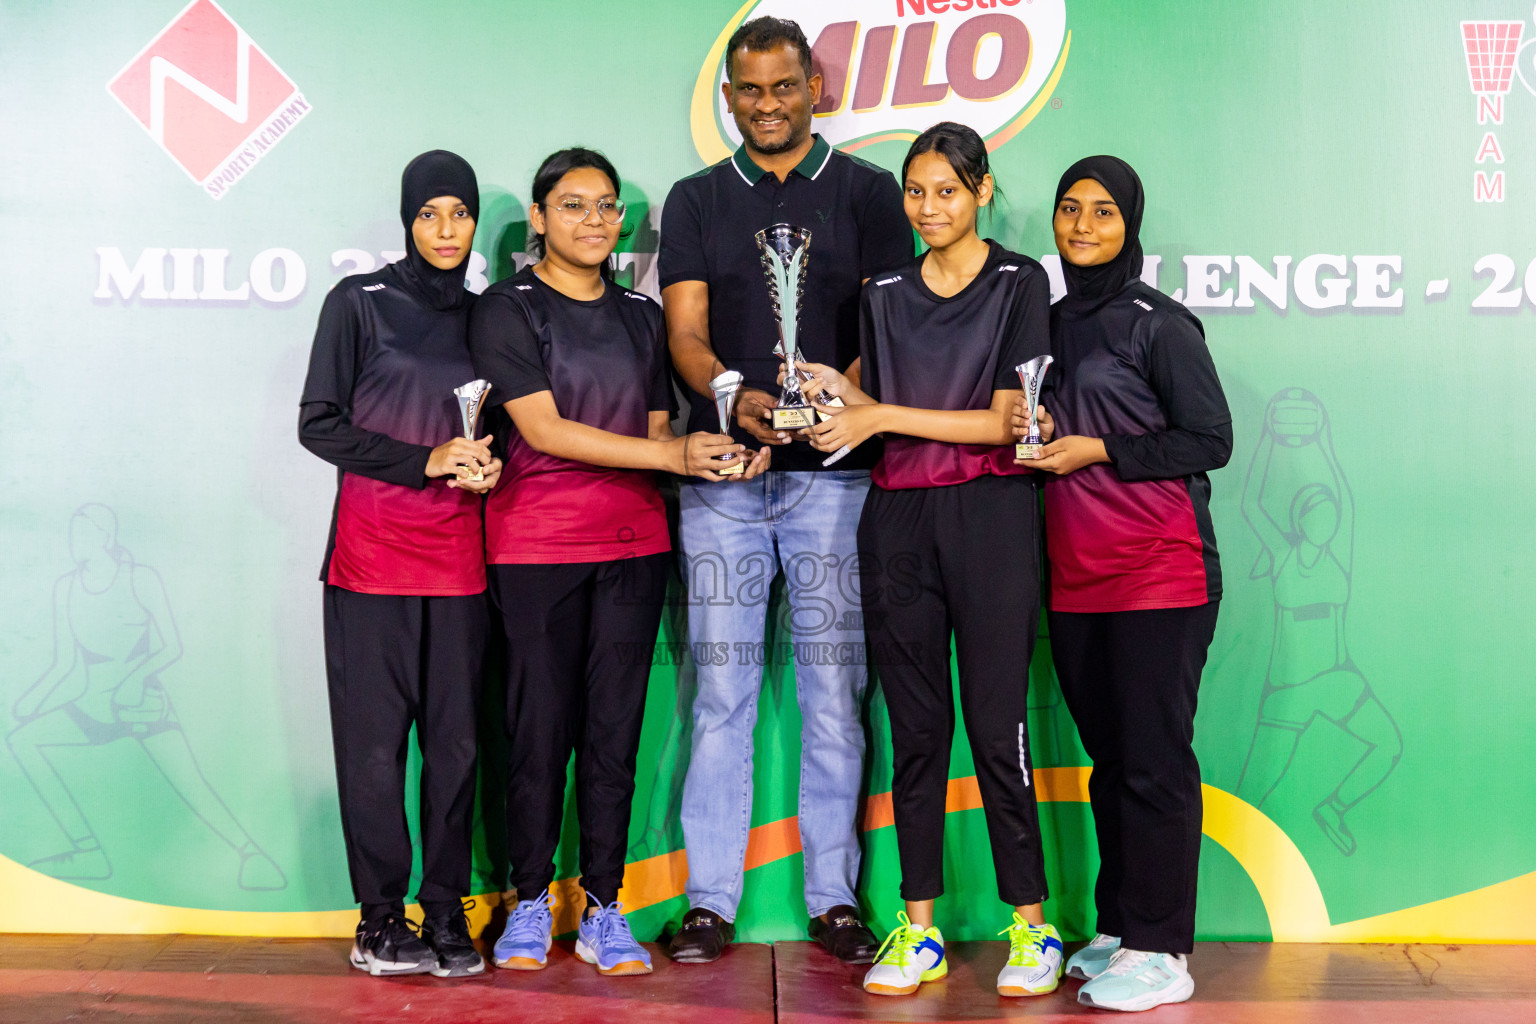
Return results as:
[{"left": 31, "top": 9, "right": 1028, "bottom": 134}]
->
[
  {"left": 859, "top": 475, "right": 1047, "bottom": 906},
  {"left": 323, "top": 586, "right": 486, "bottom": 911},
  {"left": 491, "top": 552, "right": 670, "bottom": 906},
  {"left": 1048, "top": 601, "right": 1220, "bottom": 954}
]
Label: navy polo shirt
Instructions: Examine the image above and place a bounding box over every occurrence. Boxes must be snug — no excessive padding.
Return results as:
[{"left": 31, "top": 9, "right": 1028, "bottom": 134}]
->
[{"left": 659, "top": 134, "right": 911, "bottom": 471}]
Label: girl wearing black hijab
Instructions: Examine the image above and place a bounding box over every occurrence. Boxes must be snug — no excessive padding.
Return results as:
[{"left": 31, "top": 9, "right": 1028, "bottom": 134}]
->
[
  {"left": 1017, "top": 156, "right": 1232, "bottom": 1012},
  {"left": 299, "top": 150, "right": 500, "bottom": 979}
]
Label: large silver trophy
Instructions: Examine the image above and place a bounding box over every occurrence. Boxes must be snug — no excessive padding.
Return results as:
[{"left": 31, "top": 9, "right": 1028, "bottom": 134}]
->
[
  {"left": 1014, "top": 356, "right": 1053, "bottom": 461},
  {"left": 756, "top": 224, "right": 817, "bottom": 431},
  {"left": 708, "top": 369, "right": 745, "bottom": 475},
  {"left": 453, "top": 378, "right": 492, "bottom": 481}
]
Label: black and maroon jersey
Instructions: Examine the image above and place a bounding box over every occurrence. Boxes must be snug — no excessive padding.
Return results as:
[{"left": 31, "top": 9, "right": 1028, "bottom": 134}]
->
[
  {"left": 1044, "top": 282, "right": 1232, "bottom": 613},
  {"left": 468, "top": 268, "right": 674, "bottom": 565},
  {"left": 298, "top": 262, "right": 485, "bottom": 597},
  {"left": 860, "top": 242, "right": 1051, "bottom": 490}
]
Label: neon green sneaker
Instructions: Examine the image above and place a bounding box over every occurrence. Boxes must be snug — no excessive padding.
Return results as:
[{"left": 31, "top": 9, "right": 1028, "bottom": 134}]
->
[
  {"left": 996, "top": 914, "right": 1064, "bottom": 996},
  {"left": 861, "top": 911, "right": 947, "bottom": 996}
]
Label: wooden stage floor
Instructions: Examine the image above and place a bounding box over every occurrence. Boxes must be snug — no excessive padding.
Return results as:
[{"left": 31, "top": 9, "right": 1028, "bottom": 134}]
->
[{"left": 1, "top": 935, "right": 1532, "bottom": 1023}]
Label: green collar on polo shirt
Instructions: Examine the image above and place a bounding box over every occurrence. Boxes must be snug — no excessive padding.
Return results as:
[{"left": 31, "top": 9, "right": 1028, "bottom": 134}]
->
[{"left": 730, "top": 134, "right": 833, "bottom": 186}]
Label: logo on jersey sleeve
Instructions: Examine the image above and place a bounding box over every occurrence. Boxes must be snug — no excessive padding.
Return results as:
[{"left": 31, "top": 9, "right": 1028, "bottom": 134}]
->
[
  {"left": 691, "top": 0, "right": 1069, "bottom": 164},
  {"left": 106, "top": 0, "right": 312, "bottom": 200}
]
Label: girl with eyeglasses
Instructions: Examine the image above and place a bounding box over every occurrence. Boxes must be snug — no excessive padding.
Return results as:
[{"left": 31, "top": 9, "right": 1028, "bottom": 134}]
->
[{"left": 468, "top": 147, "right": 757, "bottom": 978}]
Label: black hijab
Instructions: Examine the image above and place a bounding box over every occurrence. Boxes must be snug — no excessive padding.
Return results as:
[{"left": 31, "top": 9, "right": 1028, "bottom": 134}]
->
[
  {"left": 1053, "top": 155, "right": 1144, "bottom": 317},
  {"left": 396, "top": 150, "right": 479, "bottom": 311}
]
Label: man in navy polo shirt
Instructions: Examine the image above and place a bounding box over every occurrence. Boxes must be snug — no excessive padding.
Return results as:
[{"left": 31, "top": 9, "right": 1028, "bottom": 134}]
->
[{"left": 659, "top": 16, "right": 911, "bottom": 965}]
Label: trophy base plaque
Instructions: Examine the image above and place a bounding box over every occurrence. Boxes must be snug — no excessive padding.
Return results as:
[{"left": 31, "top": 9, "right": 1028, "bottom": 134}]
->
[
  {"left": 1015, "top": 443, "right": 1044, "bottom": 461},
  {"left": 772, "top": 406, "right": 817, "bottom": 431},
  {"left": 715, "top": 456, "right": 745, "bottom": 476},
  {"left": 458, "top": 465, "right": 486, "bottom": 482}
]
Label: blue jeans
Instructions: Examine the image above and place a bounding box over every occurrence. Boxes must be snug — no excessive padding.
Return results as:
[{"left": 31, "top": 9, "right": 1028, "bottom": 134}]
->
[{"left": 677, "top": 470, "right": 871, "bottom": 921}]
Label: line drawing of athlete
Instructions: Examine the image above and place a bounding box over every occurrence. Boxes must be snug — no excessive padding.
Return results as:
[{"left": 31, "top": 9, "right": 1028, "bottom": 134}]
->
[
  {"left": 1236, "top": 389, "right": 1402, "bottom": 856},
  {"left": 6, "top": 503, "right": 286, "bottom": 889}
]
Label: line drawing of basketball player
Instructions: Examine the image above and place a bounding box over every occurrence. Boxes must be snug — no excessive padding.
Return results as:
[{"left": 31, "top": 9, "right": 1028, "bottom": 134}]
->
[
  {"left": 1236, "top": 390, "right": 1402, "bottom": 856},
  {"left": 6, "top": 504, "right": 286, "bottom": 889}
]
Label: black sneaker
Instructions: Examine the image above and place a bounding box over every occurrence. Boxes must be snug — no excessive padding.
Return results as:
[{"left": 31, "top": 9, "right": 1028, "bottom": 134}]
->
[
  {"left": 421, "top": 900, "right": 486, "bottom": 978},
  {"left": 349, "top": 913, "right": 437, "bottom": 976}
]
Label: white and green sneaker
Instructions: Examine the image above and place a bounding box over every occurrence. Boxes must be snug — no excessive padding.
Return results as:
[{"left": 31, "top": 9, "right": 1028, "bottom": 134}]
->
[
  {"left": 1077, "top": 948, "right": 1194, "bottom": 1012},
  {"left": 861, "top": 912, "right": 947, "bottom": 996},
  {"left": 1065, "top": 931, "right": 1121, "bottom": 980},
  {"left": 996, "top": 915, "right": 1064, "bottom": 996}
]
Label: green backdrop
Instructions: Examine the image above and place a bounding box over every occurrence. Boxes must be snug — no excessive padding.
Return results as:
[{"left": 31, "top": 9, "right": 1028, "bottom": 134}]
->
[{"left": 2, "top": 0, "right": 1534, "bottom": 943}]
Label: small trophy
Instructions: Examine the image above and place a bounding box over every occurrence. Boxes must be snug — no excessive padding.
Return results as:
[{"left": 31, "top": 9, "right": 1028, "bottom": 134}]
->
[
  {"left": 1014, "top": 356, "right": 1053, "bottom": 461},
  {"left": 453, "top": 378, "right": 492, "bottom": 481},
  {"left": 756, "top": 224, "right": 817, "bottom": 431},
  {"left": 708, "top": 369, "right": 746, "bottom": 476}
]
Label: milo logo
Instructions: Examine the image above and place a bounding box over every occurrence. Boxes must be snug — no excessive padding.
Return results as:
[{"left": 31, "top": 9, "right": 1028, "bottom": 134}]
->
[{"left": 691, "top": 0, "right": 1070, "bottom": 162}]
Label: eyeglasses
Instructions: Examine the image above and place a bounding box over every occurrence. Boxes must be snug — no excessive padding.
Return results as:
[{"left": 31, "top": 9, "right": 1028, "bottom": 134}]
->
[{"left": 543, "top": 197, "right": 626, "bottom": 225}]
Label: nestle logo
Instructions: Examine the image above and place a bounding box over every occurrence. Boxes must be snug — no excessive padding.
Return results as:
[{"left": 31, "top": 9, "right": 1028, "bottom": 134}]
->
[{"left": 106, "top": 0, "right": 312, "bottom": 200}]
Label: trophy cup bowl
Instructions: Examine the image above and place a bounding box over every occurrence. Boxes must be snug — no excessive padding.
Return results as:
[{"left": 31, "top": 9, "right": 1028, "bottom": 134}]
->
[
  {"left": 453, "top": 379, "right": 492, "bottom": 481},
  {"left": 709, "top": 369, "right": 746, "bottom": 475},
  {"left": 1014, "top": 356, "right": 1053, "bottom": 461},
  {"left": 756, "top": 224, "right": 817, "bottom": 432}
]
